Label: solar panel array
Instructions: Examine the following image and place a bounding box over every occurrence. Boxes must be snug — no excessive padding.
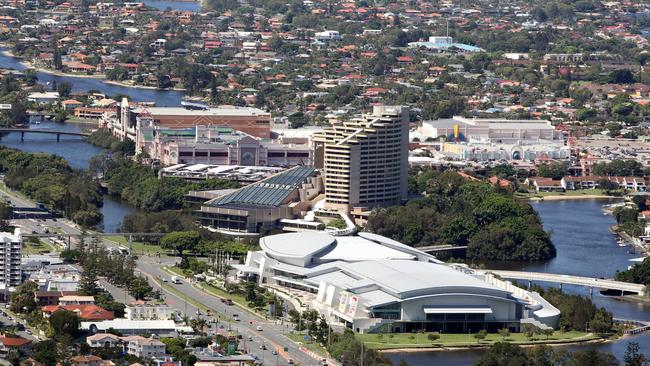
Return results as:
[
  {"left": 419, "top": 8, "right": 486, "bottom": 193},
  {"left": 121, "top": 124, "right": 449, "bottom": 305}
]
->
[{"left": 206, "top": 166, "right": 315, "bottom": 207}]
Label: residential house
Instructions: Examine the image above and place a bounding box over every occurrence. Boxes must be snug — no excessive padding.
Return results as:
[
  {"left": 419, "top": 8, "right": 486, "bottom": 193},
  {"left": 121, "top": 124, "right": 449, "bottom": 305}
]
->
[
  {"left": 41, "top": 304, "right": 114, "bottom": 321},
  {"left": 27, "top": 92, "right": 60, "bottom": 104},
  {"left": 70, "top": 355, "right": 103, "bottom": 366},
  {"left": 34, "top": 290, "right": 79, "bottom": 306},
  {"left": 59, "top": 295, "right": 95, "bottom": 305},
  {"left": 0, "top": 334, "right": 32, "bottom": 356},
  {"left": 86, "top": 333, "right": 121, "bottom": 348},
  {"left": 525, "top": 177, "right": 565, "bottom": 192},
  {"left": 123, "top": 336, "right": 166, "bottom": 358}
]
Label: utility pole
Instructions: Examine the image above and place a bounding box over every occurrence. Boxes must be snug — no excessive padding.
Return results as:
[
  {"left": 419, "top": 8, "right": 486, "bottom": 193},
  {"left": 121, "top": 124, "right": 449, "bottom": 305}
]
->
[{"left": 360, "top": 341, "right": 363, "bottom": 366}]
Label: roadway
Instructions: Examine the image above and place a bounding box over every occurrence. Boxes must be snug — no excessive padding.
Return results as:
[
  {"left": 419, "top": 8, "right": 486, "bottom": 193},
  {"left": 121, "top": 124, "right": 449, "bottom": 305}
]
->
[{"left": 1, "top": 185, "right": 322, "bottom": 366}]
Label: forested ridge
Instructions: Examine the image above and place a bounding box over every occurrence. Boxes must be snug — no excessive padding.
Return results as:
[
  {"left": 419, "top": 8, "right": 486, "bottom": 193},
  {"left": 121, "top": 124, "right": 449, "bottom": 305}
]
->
[{"left": 367, "top": 169, "right": 556, "bottom": 262}]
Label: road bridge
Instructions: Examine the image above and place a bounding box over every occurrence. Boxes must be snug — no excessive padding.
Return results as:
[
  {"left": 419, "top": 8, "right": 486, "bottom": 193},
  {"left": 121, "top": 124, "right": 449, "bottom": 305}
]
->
[
  {"left": 418, "top": 244, "right": 468, "bottom": 253},
  {"left": 485, "top": 269, "right": 646, "bottom": 296},
  {"left": 0, "top": 128, "right": 89, "bottom": 142}
]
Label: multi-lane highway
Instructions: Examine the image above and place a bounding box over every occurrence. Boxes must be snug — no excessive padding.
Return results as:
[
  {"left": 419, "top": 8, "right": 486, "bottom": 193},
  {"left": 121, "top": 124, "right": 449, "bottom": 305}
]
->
[{"left": 1, "top": 185, "right": 326, "bottom": 366}]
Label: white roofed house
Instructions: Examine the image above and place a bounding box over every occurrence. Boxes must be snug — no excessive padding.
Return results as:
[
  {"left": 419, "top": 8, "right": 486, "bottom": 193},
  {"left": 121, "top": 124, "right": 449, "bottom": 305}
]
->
[
  {"left": 122, "top": 336, "right": 166, "bottom": 358},
  {"left": 235, "top": 232, "right": 560, "bottom": 334},
  {"left": 86, "top": 333, "right": 121, "bottom": 348}
]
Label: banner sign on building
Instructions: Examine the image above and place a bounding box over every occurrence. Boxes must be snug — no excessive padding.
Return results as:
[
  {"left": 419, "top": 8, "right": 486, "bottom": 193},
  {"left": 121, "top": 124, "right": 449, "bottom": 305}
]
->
[
  {"left": 347, "top": 295, "right": 359, "bottom": 317},
  {"left": 338, "top": 291, "right": 349, "bottom": 313}
]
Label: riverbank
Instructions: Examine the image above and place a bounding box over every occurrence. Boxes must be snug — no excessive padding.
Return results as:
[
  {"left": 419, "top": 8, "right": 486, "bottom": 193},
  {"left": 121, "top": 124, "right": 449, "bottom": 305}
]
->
[
  {"left": 0, "top": 49, "right": 185, "bottom": 91},
  {"left": 516, "top": 189, "right": 620, "bottom": 201},
  {"left": 378, "top": 337, "right": 611, "bottom": 354},
  {"left": 529, "top": 195, "right": 617, "bottom": 201},
  {"left": 367, "top": 331, "right": 606, "bottom": 352}
]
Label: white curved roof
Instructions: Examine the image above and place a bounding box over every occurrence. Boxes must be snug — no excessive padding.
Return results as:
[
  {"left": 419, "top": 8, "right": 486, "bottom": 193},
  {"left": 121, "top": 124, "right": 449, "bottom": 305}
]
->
[{"left": 260, "top": 232, "right": 335, "bottom": 266}]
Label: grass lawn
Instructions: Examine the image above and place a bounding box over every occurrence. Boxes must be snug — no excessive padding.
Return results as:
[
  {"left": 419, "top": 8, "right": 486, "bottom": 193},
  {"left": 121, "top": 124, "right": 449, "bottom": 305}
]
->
[
  {"left": 104, "top": 235, "right": 165, "bottom": 255},
  {"left": 357, "top": 331, "right": 597, "bottom": 350},
  {"left": 23, "top": 239, "right": 56, "bottom": 255},
  {"left": 285, "top": 332, "right": 329, "bottom": 357}
]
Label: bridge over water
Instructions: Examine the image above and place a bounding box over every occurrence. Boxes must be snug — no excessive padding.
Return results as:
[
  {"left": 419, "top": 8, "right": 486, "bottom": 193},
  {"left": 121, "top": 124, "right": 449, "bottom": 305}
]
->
[
  {"left": 0, "top": 128, "right": 89, "bottom": 142},
  {"left": 484, "top": 269, "right": 647, "bottom": 296}
]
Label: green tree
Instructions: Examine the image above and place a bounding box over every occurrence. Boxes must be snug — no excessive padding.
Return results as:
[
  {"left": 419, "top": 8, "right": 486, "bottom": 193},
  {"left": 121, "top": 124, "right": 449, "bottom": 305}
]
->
[
  {"left": 538, "top": 162, "right": 567, "bottom": 179},
  {"left": 33, "top": 340, "right": 59, "bottom": 366},
  {"left": 160, "top": 231, "right": 201, "bottom": 256},
  {"left": 498, "top": 328, "right": 510, "bottom": 340},
  {"left": 475, "top": 342, "right": 528, "bottom": 366},
  {"left": 49, "top": 310, "right": 80, "bottom": 339},
  {"left": 427, "top": 332, "right": 440, "bottom": 343},
  {"left": 623, "top": 342, "right": 647, "bottom": 366},
  {"left": 56, "top": 82, "right": 72, "bottom": 97},
  {"left": 129, "top": 276, "right": 153, "bottom": 300},
  {"left": 10, "top": 281, "right": 38, "bottom": 313},
  {"left": 78, "top": 266, "right": 100, "bottom": 296},
  {"left": 474, "top": 329, "right": 488, "bottom": 343}
]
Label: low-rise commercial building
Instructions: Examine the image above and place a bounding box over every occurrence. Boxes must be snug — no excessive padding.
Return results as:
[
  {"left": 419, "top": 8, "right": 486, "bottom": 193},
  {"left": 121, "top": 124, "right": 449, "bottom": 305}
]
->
[
  {"left": 236, "top": 232, "right": 560, "bottom": 334},
  {"left": 194, "top": 166, "right": 324, "bottom": 234},
  {"left": 419, "top": 116, "right": 564, "bottom": 145},
  {"left": 104, "top": 98, "right": 271, "bottom": 141},
  {"left": 81, "top": 319, "right": 193, "bottom": 336}
]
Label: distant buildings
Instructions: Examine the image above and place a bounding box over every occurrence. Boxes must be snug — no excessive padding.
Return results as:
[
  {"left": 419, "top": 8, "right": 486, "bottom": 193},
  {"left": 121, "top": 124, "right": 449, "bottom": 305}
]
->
[
  {"left": 136, "top": 124, "right": 312, "bottom": 167},
  {"left": 315, "top": 106, "right": 409, "bottom": 214},
  {"left": 103, "top": 98, "right": 271, "bottom": 141},
  {"left": 408, "top": 36, "right": 484, "bottom": 52},
  {"left": 0, "top": 229, "right": 22, "bottom": 289},
  {"left": 417, "top": 116, "right": 567, "bottom": 162},
  {"left": 527, "top": 176, "right": 647, "bottom": 193}
]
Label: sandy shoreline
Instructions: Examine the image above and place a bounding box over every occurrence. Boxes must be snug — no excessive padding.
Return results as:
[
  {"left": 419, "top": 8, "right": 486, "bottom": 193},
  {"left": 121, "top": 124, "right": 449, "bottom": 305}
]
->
[{"left": 528, "top": 195, "right": 618, "bottom": 201}]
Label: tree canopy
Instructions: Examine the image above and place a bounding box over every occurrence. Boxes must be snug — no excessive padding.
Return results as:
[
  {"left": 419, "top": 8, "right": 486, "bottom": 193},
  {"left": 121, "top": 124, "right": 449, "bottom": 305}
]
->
[{"left": 368, "top": 170, "right": 555, "bottom": 262}]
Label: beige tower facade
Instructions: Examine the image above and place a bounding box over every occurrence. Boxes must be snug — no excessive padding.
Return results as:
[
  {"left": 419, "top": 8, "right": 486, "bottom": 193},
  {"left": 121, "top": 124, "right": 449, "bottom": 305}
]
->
[{"left": 315, "top": 106, "right": 409, "bottom": 213}]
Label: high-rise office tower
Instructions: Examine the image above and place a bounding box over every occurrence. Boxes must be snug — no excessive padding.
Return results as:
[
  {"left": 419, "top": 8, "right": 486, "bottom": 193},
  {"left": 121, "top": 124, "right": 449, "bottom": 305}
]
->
[{"left": 315, "top": 106, "right": 409, "bottom": 213}]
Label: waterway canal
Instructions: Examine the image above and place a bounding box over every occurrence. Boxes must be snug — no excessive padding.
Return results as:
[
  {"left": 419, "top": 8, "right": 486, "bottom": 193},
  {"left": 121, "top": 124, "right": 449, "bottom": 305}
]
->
[
  {"left": 0, "top": 121, "right": 135, "bottom": 232},
  {"left": 142, "top": 0, "right": 201, "bottom": 12},
  {"left": 0, "top": 49, "right": 184, "bottom": 106}
]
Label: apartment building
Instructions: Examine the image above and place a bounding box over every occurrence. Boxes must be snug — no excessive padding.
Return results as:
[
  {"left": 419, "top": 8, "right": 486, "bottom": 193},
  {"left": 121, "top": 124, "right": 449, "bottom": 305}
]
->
[
  {"left": 125, "top": 302, "right": 175, "bottom": 320},
  {"left": 314, "top": 106, "right": 409, "bottom": 214},
  {"left": 0, "top": 229, "right": 22, "bottom": 288}
]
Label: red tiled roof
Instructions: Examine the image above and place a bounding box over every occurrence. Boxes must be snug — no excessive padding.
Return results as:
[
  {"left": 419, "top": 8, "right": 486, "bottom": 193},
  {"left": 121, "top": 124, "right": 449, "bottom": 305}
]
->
[
  {"left": 0, "top": 335, "right": 32, "bottom": 347},
  {"left": 41, "top": 305, "right": 114, "bottom": 321}
]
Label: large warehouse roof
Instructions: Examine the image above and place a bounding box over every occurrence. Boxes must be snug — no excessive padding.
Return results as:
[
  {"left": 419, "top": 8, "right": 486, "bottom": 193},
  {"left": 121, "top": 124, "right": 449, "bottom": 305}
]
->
[{"left": 205, "top": 166, "right": 315, "bottom": 207}]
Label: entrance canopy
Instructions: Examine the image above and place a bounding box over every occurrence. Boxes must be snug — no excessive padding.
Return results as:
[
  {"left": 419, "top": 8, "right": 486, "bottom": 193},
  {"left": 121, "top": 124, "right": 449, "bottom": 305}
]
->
[{"left": 423, "top": 306, "right": 493, "bottom": 314}]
